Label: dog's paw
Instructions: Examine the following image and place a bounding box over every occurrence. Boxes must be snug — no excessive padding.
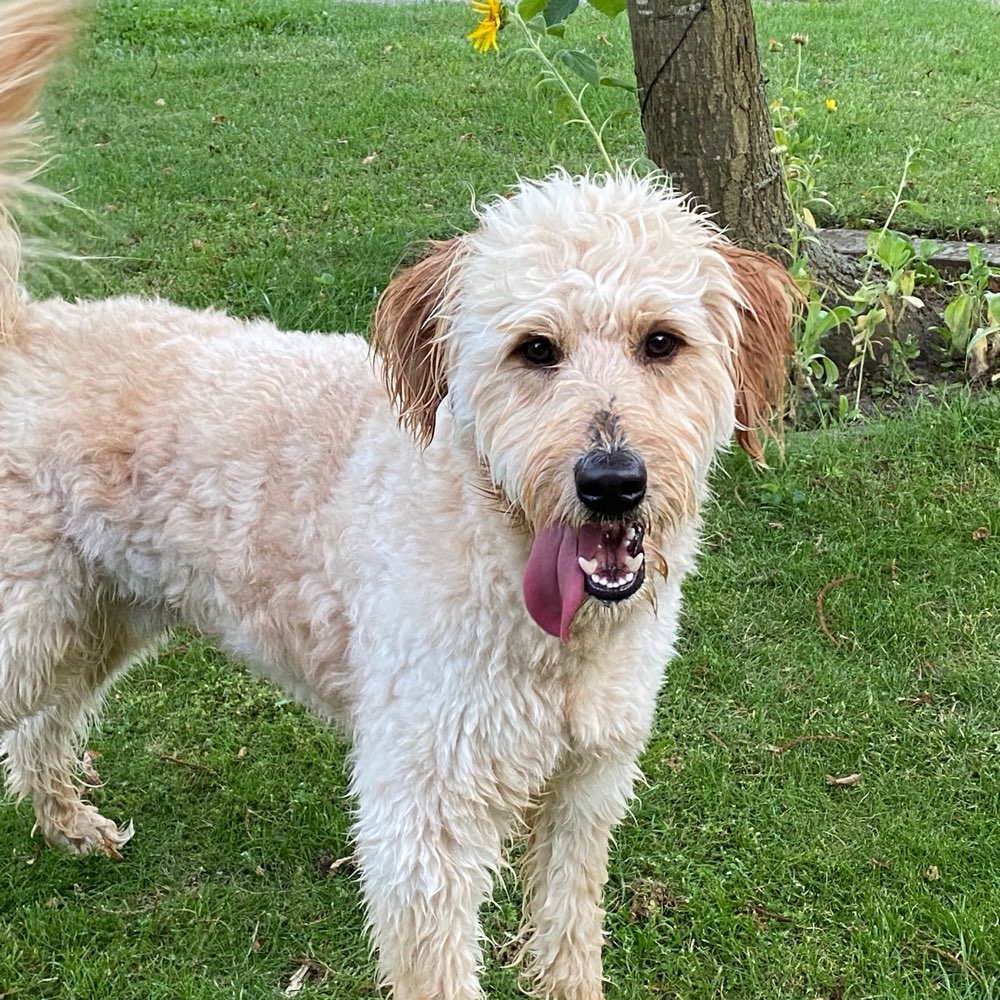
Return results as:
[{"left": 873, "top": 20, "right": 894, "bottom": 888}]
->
[{"left": 34, "top": 798, "right": 135, "bottom": 859}]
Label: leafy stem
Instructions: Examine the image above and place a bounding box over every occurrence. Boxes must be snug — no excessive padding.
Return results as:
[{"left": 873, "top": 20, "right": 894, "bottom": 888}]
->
[{"left": 512, "top": 11, "right": 616, "bottom": 173}]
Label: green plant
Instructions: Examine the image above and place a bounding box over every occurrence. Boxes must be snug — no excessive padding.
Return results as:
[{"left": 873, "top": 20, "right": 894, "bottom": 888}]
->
[
  {"left": 764, "top": 34, "right": 861, "bottom": 425},
  {"left": 848, "top": 226, "right": 941, "bottom": 409},
  {"left": 842, "top": 150, "right": 944, "bottom": 414},
  {"left": 790, "top": 297, "right": 851, "bottom": 405},
  {"left": 767, "top": 40, "right": 947, "bottom": 419},
  {"left": 766, "top": 35, "right": 836, "bottom": 262},
  {"left": 939, "top": 246, "right": 1000, "bottom": 381},
  {"left": 467, "top": 0, "right": 639, "bottom": 173}
]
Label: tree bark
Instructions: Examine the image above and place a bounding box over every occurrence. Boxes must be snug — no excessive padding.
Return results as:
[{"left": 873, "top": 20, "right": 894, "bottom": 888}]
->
[{"left": 626, "top": 0, "right": 791, "bottom": 252}]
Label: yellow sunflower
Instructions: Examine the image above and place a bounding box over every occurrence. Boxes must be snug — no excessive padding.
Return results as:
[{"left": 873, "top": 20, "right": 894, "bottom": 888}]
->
[{"left": 468, "top": 0, "right": 505, "bottom": 53}]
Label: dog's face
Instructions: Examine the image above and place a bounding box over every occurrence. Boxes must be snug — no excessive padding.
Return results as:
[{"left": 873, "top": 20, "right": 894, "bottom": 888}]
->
[{"left": 373, "top": 173, "right": 795, "bottom": 641}]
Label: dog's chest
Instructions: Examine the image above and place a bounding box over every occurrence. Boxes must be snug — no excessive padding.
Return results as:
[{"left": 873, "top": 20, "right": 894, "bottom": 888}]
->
[
  {"left": 558, "top": 663, "right": 648, "bottom": 755},
  {"left": 546, "top": 605, "right": 676, "bottom": 757}
]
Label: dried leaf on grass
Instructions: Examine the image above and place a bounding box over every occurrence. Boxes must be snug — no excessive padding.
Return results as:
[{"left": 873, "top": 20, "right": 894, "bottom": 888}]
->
[
  {"left": 744, "top": 903, "right": 792, "bottom": 924},
  {"left": 313, "top": 850, "right": 357, "bottom": 878},
  {"left": 816, "top": 575, "right": 857, "bottom": 645},
  {"left": 283, "top": 957, "right": 329, "bottom": 996},
  {"left": 283, "top": 964, "right": 310, "bottom": 996},
  {"left": 922, "top": 941, "right": 984, "bottom": 983},
  {"left": 897, "top": 692, "right": 933, "bottom": 707},
  {"left": 825, "top": 772, "right": 862, "bottom": 787},
  {"left": 628, "top": 881, "right": 687, "bottom": 922},
  {"left": 159, "top": 753, "right": 216, "bottom": 775}
]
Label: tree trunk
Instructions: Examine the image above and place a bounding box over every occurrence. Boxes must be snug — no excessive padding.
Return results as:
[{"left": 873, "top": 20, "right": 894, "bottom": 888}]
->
[{"left": 626, "top": 0, "right": 791, "bottom": 252}]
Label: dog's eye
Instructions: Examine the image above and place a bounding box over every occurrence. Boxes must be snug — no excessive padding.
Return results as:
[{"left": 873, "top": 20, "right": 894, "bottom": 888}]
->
[
  {"left": 643, "top": 330, "right": 681, "bottom": 362},
  {"left": 518, "top": 337, "right": 561, "bottom": 368}
]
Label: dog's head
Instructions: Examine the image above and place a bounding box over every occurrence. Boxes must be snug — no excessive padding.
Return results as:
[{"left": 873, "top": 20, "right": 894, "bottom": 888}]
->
[{"left": 372, "top": 172, "right": 796, "bottom": 641}]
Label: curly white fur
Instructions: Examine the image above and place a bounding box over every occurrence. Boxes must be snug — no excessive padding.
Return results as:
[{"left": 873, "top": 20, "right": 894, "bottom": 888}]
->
[{"left": 0, "top": 3, "right": 796, "bottom": 997}]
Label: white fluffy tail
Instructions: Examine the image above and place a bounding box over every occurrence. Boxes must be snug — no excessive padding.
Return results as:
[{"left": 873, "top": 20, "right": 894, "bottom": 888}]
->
[{"left": 0, "top": 0, "right": 79, "bottom": 339}]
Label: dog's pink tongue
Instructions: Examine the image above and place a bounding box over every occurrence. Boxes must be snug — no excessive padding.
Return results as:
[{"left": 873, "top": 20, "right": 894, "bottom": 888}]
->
[{"left": 523, "top": 523, "right": 585, "bottom": 642}]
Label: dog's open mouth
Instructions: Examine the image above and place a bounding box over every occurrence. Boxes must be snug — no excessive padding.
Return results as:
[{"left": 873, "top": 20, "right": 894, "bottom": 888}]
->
[{"left": 523, "top": 520, "right": 646, "bottom": 642}]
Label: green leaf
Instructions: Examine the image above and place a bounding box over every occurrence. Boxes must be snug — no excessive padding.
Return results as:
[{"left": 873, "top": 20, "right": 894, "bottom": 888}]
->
[
  {"left": 517, "top": 0, "right": 548, "bottom": 19},
  {"left": 986, "top": 292, "right": 1000, "bottom": 326},
  {"left": 807, "top": 304, "right": 847, "bottom": 339},
  {"left": 599, "top": 75, "right": 636, "bottom": 91},
  {"left": 967, "top": 244, "right": 986, "bottom": 272},
  {"left": 587, "top": 0, "right": 626, "bottom": 16},
  {"left": 552, "top": 92, "right": 577, "bottom": 122},
  {"left": 867, "top": 230, "right": 914, "bottom": 272},
  {"left": 555, "top": 48, "right": 601, "bottom": 87},
  {"left": 821, "top": 356, "right": 840, "bottom": 384},
  {"left": 943, "top": 294, "right": 974, "bottom": 350},
  {"left": 523, "top": 13, "right": 548, "bottom": 34},
  {"left": 601, "top": 107, "right": 634, "bottom": 127},
  {"left": 967, "top": 324, "right": 1000, "bottom": 358},
  {"left": 916, "top": 239, "right": 943, "bottom": 262},
  {"left": 543, "top": 0, "right": 579, "bottom": 26},
  {"left": 546, "top": 21, "right": 565, "bottom": 36}
]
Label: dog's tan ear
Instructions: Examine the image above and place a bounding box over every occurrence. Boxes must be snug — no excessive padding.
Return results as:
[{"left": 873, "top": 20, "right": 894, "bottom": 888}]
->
[
  {"left": 371, "top": 238, "right": 465, "bottom": 446},
  {"left": 716, "top": 243, "right": 800, "bottom": 463}
]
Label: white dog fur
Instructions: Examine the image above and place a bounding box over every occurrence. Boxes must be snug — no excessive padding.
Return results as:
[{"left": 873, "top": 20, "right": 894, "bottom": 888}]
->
[{"left": 0, "top": 2, "right": 796, "bottom": 997}]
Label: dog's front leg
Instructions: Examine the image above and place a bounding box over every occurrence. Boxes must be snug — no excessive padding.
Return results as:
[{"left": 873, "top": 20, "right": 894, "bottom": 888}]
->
[
  {"left": 351, "top": 729, "right": 509, "bottom": 1000},
  {"left": 521, "top": 751, "right": 641, "bottom": 1000}
]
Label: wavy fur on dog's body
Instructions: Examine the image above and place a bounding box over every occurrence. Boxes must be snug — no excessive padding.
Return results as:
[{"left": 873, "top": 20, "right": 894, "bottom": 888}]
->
[{"left": 0, "top": 3, "right": 796, "bottom": 998}]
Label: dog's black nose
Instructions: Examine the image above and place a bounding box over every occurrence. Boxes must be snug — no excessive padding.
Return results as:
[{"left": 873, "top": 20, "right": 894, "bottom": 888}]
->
[{"left": 574, "top": 450, "right": 647, "bottom": 516}]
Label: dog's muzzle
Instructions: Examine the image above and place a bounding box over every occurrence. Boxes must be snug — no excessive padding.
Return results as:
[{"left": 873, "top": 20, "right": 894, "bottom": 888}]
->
[{"left": 523, "top": 448, "right": 648, "bottom": 641}]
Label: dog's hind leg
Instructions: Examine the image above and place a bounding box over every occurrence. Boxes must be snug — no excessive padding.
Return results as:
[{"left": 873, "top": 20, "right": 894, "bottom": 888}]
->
[
  {"left": 520, "top": 751, "right": 641, "bottom": 1000},
  {"left": 1, "top": 599, "right": 162, "bottom": 858},
  {"left": 0, "top": 491, "right": 161, "bottom": 856}
]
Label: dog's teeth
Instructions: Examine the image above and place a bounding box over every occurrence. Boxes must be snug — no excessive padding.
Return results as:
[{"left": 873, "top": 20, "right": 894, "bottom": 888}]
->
[
  {"left": 578, "top": 557, "right": 598, "bottom": 575},
  {"left": 624, "top": 552, "right": 644, "bottom": 573},
  {"left": 623, "top": 571, "right": 634, "bottom": 584},
  {"left": 626, "top": 527, "right": 637, "bottom": 541}
]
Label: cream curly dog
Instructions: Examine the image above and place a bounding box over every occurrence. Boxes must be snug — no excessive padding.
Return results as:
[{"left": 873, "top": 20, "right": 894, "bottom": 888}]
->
[{"left": 0, "top": 2, "right": 796, "bottom": 997}]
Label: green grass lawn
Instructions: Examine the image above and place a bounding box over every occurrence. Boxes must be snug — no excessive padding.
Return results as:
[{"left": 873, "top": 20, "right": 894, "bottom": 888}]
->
[{"left": 3, "top": 1, "right": 1000, "bottom": 997}]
